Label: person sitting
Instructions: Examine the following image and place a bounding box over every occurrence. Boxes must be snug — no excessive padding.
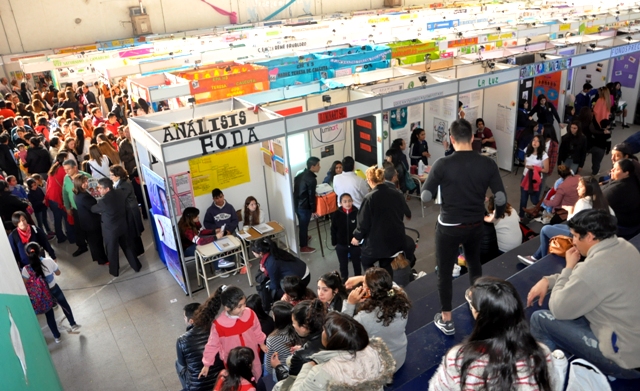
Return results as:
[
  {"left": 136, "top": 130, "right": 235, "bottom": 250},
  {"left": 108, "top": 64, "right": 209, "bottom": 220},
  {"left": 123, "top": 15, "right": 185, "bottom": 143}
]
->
[
  {"left": 272, "top": 299, "right": 327, "bottom": 390},
  {"left": 322, "top": 160, "right": 342, "bottom": 185},
  {"left": 430, "top": 277, "right": 558, "bottom": 390},
  {"left": 176, "top": 302, "right": 224, "bottom": 391},
  {"left": 343, "top": 268, "right": 411, "bottom": 372},
  {"left": 602, "top": 159, "right": 640, "bottom": 239},
  {"left": 9, "top": 211, "right": 56, "bottom": 266},
  {"left": 316, "top": 271, "right": 347, "bottom": 312},
  {"left": 239, "top": 196, "right": 265, "bottom": 231},
  {"left": 203, "top": 188, "right": 239, "bottom": 235},
  {"left": 280, "top": 275, "right": 316, "bottom": 306},
  {"left": 541, "top": 165, "right": 580, "bottom": 224},
  {"left": 475, "top": 118, "right": 496, "bottom": 149},
  {"left": 558, "top": 121, "right": 588, "bottom": 174},
  {"left": 213, "top": 347, "right": 257, "bottom": 391},
  {"left": 518, "top": 176, "right": 614, "bottom": 265},
  {"left": 177, "top": 207, "right": 215, "bottom": 258},
  {"left": 331, "top": 156, "right": 369, "bottom": 209},
  {"left": 264, "top": 301, "right": 301, "bottom": 379},
  {"left": 289, "top": 312, "right": 395, "bottom": 390},
  {"left": 251, "top": 238, "right": 310, "bottom": 311},
  {"left": 484, "top": 196, "right": 521, "bottom": 254},
  {"left": 528, "top": 210, "right": 640, "bottom": 379}
]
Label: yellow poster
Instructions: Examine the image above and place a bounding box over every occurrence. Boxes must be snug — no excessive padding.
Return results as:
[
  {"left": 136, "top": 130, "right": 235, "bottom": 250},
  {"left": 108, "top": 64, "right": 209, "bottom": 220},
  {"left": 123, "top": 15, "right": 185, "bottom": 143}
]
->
[{"left": 189, "top": 147, "right": 251, "bottom": 196}]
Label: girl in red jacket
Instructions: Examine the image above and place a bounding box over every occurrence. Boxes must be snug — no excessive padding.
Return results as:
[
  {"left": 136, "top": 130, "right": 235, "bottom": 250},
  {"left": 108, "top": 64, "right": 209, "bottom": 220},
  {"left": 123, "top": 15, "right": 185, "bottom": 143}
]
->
[
  {"left": 193, "top": 285, "right": 266, "bottom": 381},
  {"left": 178, "top": 207, "right": 215, "bottom": 257}
]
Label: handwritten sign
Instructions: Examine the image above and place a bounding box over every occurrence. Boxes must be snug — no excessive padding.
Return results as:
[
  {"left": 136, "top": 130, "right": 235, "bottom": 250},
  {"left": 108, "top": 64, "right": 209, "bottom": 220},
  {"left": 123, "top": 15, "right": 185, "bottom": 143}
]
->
[{"left": 188, "top": 147, "right": 251, "bottom": 196}]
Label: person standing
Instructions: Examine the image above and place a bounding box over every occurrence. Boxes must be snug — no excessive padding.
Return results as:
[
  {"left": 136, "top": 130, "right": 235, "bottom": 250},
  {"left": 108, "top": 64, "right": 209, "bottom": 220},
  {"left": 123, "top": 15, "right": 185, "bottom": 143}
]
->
[
  {"left": 0, "top": 133, "right": 21, "bottom": 181},
  {"left": 62, "top": 159, "right": 91, "bottom": 257},
  {"left": 293, "top": 157, "right": 320, "bottom": 254},
  {"left": 332, "top": 156, "right": 369, "bottom": 209},
  {"left": 421, "top": 118, "right": 506, "bottom": 335},
  {"left": 331, "top": 193, "right": 362, "bottom": 281},
  {"left": 73, "top": 175, "right": 108, "bottom": 265},
  {"left": 110, "top": 165, "right": 145, "bottom": 256},
  {"left": 91, "top": 177, "right": 142, "bottom": 277}
]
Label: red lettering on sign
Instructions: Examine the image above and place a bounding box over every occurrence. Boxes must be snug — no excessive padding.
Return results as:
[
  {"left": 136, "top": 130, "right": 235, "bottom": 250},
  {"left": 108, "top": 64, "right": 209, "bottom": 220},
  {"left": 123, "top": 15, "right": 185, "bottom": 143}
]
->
[{"left": 318, "top": 107, "right": 348, "bottom": 124}]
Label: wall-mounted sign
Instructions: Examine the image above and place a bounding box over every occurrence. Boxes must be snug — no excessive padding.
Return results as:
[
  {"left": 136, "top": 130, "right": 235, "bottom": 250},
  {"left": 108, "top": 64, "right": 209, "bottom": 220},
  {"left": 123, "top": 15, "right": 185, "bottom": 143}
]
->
[
  {"left": 611, "top": 42, "right": 640, "bottom": 57},
  {"left": 318, "top": 107, "right": 348, "bottom": 124},
  {"left": 157, "top": 109, "right": 259, "bottom": 143},
  {"left": 520, "top": 58, "right": 572, "bottom": 78},
  {"left": 427, "top": 20, "right": 459, "bottom": 31}
]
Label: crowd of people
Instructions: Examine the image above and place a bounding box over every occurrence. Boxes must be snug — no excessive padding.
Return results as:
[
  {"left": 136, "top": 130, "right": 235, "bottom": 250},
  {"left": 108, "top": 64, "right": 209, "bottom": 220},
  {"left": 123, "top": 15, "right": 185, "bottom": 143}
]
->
[{"left": 5, "top": 77, "right": 640, "bottom": 390}]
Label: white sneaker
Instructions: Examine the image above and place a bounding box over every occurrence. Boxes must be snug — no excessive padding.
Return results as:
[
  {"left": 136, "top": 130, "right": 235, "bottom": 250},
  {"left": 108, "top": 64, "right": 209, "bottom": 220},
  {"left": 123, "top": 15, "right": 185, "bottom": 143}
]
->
[
  {"left": 452, "top": 264, "right": 461, "bottom": 278},
  {"left": 71, "top": 324, "right": 81, "bottom": 332},
  {"left": 217, "top": 259, "right": 236, "bottom": 268},
  {"left": 55, "top": 337, "right": 61, "bottom": 343}
]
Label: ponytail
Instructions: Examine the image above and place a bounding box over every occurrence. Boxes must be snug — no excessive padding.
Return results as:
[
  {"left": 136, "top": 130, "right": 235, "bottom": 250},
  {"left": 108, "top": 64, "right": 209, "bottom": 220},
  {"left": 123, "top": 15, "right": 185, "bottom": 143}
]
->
[
  {"left": 192, "top": 285, "right": 225, "bottom": 332},
  {"left": 292, "top": 299, "right": 327, "bottom": 335},
  {"left": 25, "top": 242, "right": 47, "bottom": 279}
]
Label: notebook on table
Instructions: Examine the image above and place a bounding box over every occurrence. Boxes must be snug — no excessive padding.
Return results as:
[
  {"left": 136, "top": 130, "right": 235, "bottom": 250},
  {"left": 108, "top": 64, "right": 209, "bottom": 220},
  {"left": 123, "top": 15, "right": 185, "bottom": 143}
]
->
[
  {"left": 253, "top": 223, "right": 274, "bottom": 235},
  {"left": 214, "top": 237, "right": 237, "bottom": 252}
]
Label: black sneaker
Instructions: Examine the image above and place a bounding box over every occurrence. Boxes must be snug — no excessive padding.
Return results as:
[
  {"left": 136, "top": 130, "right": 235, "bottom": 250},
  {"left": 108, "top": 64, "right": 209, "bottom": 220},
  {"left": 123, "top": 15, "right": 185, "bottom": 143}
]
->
[{"left": 434, "top": 312, "right": 455, "bottom": 335}]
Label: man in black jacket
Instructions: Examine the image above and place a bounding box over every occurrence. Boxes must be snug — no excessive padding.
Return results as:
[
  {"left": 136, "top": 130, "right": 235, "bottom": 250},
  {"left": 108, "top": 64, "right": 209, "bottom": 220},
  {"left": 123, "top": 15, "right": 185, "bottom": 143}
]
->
[
  {"left": 176, "top": 303, "right": 223, "bottom": 391},
  {"left": 293, "top": 157, "right": 320, "bottom": 254},
  {"left": 0, "top": 133, "right": 20, "bottom": 181},
  {"left": 421, "top": 118, "right": 506, "bottom": 336},
  {"left": 91, "top": 177, "right": 141, "bottom": 277}
]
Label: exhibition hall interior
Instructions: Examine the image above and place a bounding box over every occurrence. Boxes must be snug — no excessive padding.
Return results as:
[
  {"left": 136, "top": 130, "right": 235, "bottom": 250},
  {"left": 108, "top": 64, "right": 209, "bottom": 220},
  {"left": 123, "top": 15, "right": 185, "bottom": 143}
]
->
[{"left": 1, "top": 0, "right": 640, "bottom": 390}]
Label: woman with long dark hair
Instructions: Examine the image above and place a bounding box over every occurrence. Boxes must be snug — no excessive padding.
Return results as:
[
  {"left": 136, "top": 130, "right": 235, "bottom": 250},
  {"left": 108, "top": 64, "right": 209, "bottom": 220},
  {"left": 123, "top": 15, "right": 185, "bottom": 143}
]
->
[
  {"left": 518, "top": 176, "right": 613, "bottom": 265},
  {"left": 177, "top": 207, "right": 214, "bottom": 258},
  {"left": 22, "top": 242, "right": 80, "bottom": 343},
  {"left": 272, "top": 299, "right": 326, "bottom": 388},
  {"left": 322, "top": 160, "right": 343, "bottom": 185},
  {"left": 385, "top": 148, "right": 410, "bottom": 193},
  {"left": 409, "top": 127, "right": 430, "bottom": 166},
  {"left": 429, "top": 277, "right": 556, "bottom": 390},
  {"left": 290, "top": 312, "right": 395, "bottom": 391},
  {"left": 9, "top": 211, "right": 56, "bottom": 266},
  {"left": 281, "top": 275, "right": 316, "bottom": 306},
  {"left": 603, "top": 159, "right": 640, "bottom": 239},
  {"left": 558, "top": 121, "right": 588, "bottom": 174},
  {"left": 251, "top": 238, "right": 309, "bottom": 308},
  {"left": 240, "top": 196, "right": 265, "bottom": 230},
  {"left": 530, "top": 94, "right": 560, "bottom": 132},
  {"left": 264, "top": 301, "right": 301, "bottom": 377},
  {"left": 342, "top": 267, "right": 411, "bottom": 372},
  {"left": 246, "top": 294, "right": 275, "bottom": 339},
  {"left": 317, "top": 271, "right": 348, "bottom": 312},
  {"left": 213, "top": 347, "right": 257, "bottom": 391},
  {"left": 519, "top": 135, "right": 549, "bottom": 217}
]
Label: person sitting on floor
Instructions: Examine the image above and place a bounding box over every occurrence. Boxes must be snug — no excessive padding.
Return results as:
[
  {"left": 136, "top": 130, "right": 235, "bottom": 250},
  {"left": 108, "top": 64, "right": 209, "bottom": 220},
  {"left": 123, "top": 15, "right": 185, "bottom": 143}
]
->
[
  {"left": 528, "top": 209, "right": 640, "bottom": 379},
  {"left": 280, "top": 275, "right": 316, "bottom": 306},
  {"left": 484, "top": 196, "right": 522, "bottom": 254},
  {"left": 176, "top": 302, "right": 224, "bottom": 391},
  {"left": 430, "top": 276, "right": 559, "bottom": 390}
]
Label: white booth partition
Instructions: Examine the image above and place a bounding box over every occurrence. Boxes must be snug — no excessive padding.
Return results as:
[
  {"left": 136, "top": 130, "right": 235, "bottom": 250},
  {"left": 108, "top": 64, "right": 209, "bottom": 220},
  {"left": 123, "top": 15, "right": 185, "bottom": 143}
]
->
[{"left": 128, "top": 73, "right": 192, "bottom": 111}]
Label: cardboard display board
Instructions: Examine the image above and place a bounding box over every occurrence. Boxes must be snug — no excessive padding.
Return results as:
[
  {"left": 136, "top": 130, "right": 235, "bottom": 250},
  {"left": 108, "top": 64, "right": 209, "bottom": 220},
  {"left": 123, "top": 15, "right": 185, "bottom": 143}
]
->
[{"left": 188, "top": 147, "right": 251, "bottom": 196}]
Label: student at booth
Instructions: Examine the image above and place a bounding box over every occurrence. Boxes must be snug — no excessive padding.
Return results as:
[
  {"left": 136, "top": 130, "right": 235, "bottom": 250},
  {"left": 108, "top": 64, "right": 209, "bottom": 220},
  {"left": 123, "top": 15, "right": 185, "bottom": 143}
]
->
[
  {"left": 293, "top": 157, "right": 321, "bottom": 254},
  {"left": 332, "top": 156, "right": 370, "bottom": 210},
  {"left": 475, "top": 118, "right": 496, "bottom": 149}
]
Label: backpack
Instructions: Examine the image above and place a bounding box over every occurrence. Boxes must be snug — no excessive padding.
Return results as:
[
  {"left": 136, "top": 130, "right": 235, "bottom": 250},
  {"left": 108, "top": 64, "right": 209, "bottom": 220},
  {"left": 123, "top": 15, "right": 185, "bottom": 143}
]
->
[
  {"left": 24, "top": 265, "right": 55, "bottom": 315},
  {"left": 519, "top": 222, "right": 537, "bottom": 242}
]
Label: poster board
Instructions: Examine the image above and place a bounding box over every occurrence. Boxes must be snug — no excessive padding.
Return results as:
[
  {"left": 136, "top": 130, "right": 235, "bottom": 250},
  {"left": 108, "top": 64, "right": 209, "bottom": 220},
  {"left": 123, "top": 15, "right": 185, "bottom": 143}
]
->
[
  {"left": 533, "top": 71, "right": 562, "bottom": 109},
  {"left": 188, "top": 147, "right": 251, "bottom": 196},
  {"left": 169, "top": 172, "right": 196, "bottom": 216},
  {"left": 310, "top": 122, "right": 345, "bottom": 148},
  {"left": 353, "top": 115, "right": 378, "bottom": 167},
  {"left": 260, "top": 140, "right": 286, "bottom": 176}
]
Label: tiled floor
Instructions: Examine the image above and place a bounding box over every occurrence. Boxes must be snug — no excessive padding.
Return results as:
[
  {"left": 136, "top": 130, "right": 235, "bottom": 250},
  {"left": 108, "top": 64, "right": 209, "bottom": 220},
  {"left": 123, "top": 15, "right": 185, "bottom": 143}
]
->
[{"left": 45, "top": 125, "right": 636, "bottom": 390}]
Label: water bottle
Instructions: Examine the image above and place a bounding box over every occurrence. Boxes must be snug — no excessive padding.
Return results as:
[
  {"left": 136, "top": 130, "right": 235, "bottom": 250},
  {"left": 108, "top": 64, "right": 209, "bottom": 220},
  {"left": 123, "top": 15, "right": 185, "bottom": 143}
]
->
[{"left": 551, "top": 349, "right": 568, "bottom": 391}]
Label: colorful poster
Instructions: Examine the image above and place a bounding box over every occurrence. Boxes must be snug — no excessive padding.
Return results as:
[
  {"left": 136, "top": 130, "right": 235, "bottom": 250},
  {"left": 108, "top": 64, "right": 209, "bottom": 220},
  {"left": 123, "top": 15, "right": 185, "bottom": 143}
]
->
[
  {"left": 611, "top": 55, "right": 640, "bottom": 88},
  {"left": 353, "top": 116, "right": 377, "bottom": 167},
  {"left": 188, "top": 147, "right": 251, "bottom": 197},
  {"left": 533, "top": 71, "right": 562, "bottom": 109},
  {"left": 141, "top": 165, "right": 185, "bottom": 294}
]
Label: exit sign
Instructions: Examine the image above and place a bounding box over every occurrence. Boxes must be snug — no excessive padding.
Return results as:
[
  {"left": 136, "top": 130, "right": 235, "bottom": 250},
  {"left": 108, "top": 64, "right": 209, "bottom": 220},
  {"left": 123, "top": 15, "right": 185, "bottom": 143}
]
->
[{"left": 318, "top": 107, "right": 348, "bottom": 124}]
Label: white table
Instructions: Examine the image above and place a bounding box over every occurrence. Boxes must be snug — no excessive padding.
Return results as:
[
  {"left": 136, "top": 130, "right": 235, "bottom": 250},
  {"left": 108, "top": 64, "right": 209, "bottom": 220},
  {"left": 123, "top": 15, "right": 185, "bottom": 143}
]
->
[{"left": 195, "top": 235, "right": 252, "bottom": 296}]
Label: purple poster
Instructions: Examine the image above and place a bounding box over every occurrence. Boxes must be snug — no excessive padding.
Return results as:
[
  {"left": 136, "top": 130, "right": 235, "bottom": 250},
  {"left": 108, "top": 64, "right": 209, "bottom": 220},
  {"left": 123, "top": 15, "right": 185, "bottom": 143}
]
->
[{"left": 612, "top": 55, "right": 640, "bottom": 88}]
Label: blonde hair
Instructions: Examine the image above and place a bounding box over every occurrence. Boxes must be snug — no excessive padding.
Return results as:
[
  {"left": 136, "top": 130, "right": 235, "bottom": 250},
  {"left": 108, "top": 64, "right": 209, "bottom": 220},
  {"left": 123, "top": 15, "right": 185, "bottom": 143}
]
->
[
  {"left": 365, "top": 165, "right": 384, "bottom": 185},
  {"left": 98, "top": 141, "right": 120, "bottom": 165},
  {"left": 391, "top": 253, "right": 409, "bottom": 271}
]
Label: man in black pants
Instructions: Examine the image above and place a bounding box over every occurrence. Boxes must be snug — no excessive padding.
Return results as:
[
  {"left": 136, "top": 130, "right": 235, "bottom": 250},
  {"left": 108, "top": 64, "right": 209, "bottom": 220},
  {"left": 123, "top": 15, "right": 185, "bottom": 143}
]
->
[
  {"left": 421, "top": 118, "right": 506, "bottom": 335},
  {"left": 293, "top": 157, "right": 320, "bottom": 254},
  {"left": 91, "top": 177, "right": 142, "bottom": 277}
]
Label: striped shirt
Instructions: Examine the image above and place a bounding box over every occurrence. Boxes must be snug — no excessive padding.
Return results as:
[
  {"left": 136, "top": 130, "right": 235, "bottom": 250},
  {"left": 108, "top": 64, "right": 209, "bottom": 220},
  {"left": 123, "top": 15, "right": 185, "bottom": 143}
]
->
[
  {"left": 265, "top": 331, "right": 295, "bottom": 375},
  {"left": 429, "top": 344, "right": 557, "bottom": 391}
]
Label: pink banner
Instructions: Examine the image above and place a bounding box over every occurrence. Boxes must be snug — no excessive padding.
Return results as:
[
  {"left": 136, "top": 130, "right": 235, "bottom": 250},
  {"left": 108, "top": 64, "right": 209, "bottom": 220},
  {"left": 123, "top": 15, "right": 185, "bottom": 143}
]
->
[{"left": 118, "top": 47, "right": 153, "bottom": 58}]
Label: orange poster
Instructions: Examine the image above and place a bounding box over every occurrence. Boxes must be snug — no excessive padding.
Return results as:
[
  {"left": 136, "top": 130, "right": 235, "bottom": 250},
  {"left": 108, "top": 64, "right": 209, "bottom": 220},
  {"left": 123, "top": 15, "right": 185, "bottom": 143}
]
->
[{"left": 533, "top": 71, "right": 562, "bottom": 109}]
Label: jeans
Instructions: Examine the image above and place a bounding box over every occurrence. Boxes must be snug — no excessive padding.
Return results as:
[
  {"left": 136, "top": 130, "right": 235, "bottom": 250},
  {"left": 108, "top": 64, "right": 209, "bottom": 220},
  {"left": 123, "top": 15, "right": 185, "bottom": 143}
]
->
[
  {"left": 520, "top": 186, "right": 542, "bottom": 217},
  {"left": 44, "top": 308, "right": 60, "bottom": 339},
  {"left": 49, "top": 284, "right": 76, "bottom": 327},
  {"left": 34, "top": 209, "right": 52, "bottom": 233},
  {"left": 533, "top": 224, "right": 571, "bottom": 259},
  {"left": 530, "top": 310, "right": 640, "bottom": 379},
  {"left": 562, "top": 158, "right": 579, "bottom": 175},
  {"left": 435, "top": 222, "right": 483, "bottom": 312},
  {"left": 590, "top": 146, "right": 606, "bottom": 176},
  {"left": 184, "top": 244, "right": 196, "bottom": 258},
  {"left": 335, "top": 244, "right": 362, "bottom": 280},
  {"left": 296, "top": 208, "right": 312, "bottom": 247},
  {"left": 49, "top": 201, "right": 73, "bottom": 243}
]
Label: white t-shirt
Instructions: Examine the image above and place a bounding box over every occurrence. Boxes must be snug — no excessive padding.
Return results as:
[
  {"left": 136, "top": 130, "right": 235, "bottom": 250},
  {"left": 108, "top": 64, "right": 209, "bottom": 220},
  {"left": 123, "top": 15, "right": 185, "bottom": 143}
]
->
[
  {"left": 22, "top": 257, "right": 58, "bottom": 288},
  {"left": 523, "top": 152, "right": 549, "bottom": 176},
  {"left": 493, "top": 211, "right": 522, "bottom": 253},
  {"left": 568, "top": 197, "right": 616, "bottom": 220},
  {"left": 88, "top": 155, "right": 111, "bottom": 178}
]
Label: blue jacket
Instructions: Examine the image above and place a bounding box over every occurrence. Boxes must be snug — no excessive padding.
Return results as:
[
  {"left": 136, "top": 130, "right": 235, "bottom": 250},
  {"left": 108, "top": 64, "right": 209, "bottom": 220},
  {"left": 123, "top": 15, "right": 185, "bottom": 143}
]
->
[
  {"left": 203, "top": 201, "right": 238, "bottom": 233},
  {"left": 263, "top": 253, "right": 307, "bottom": 296},
  {"left": 9, "top": 225, "right": 56, "bottom": 265}
]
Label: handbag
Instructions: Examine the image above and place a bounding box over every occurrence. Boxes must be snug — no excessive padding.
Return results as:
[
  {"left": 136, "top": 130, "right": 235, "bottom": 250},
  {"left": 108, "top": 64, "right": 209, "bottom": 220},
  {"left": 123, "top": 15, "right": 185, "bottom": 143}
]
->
[{"left": 548, "top": 235, "right": 573, "bottom": 257}]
